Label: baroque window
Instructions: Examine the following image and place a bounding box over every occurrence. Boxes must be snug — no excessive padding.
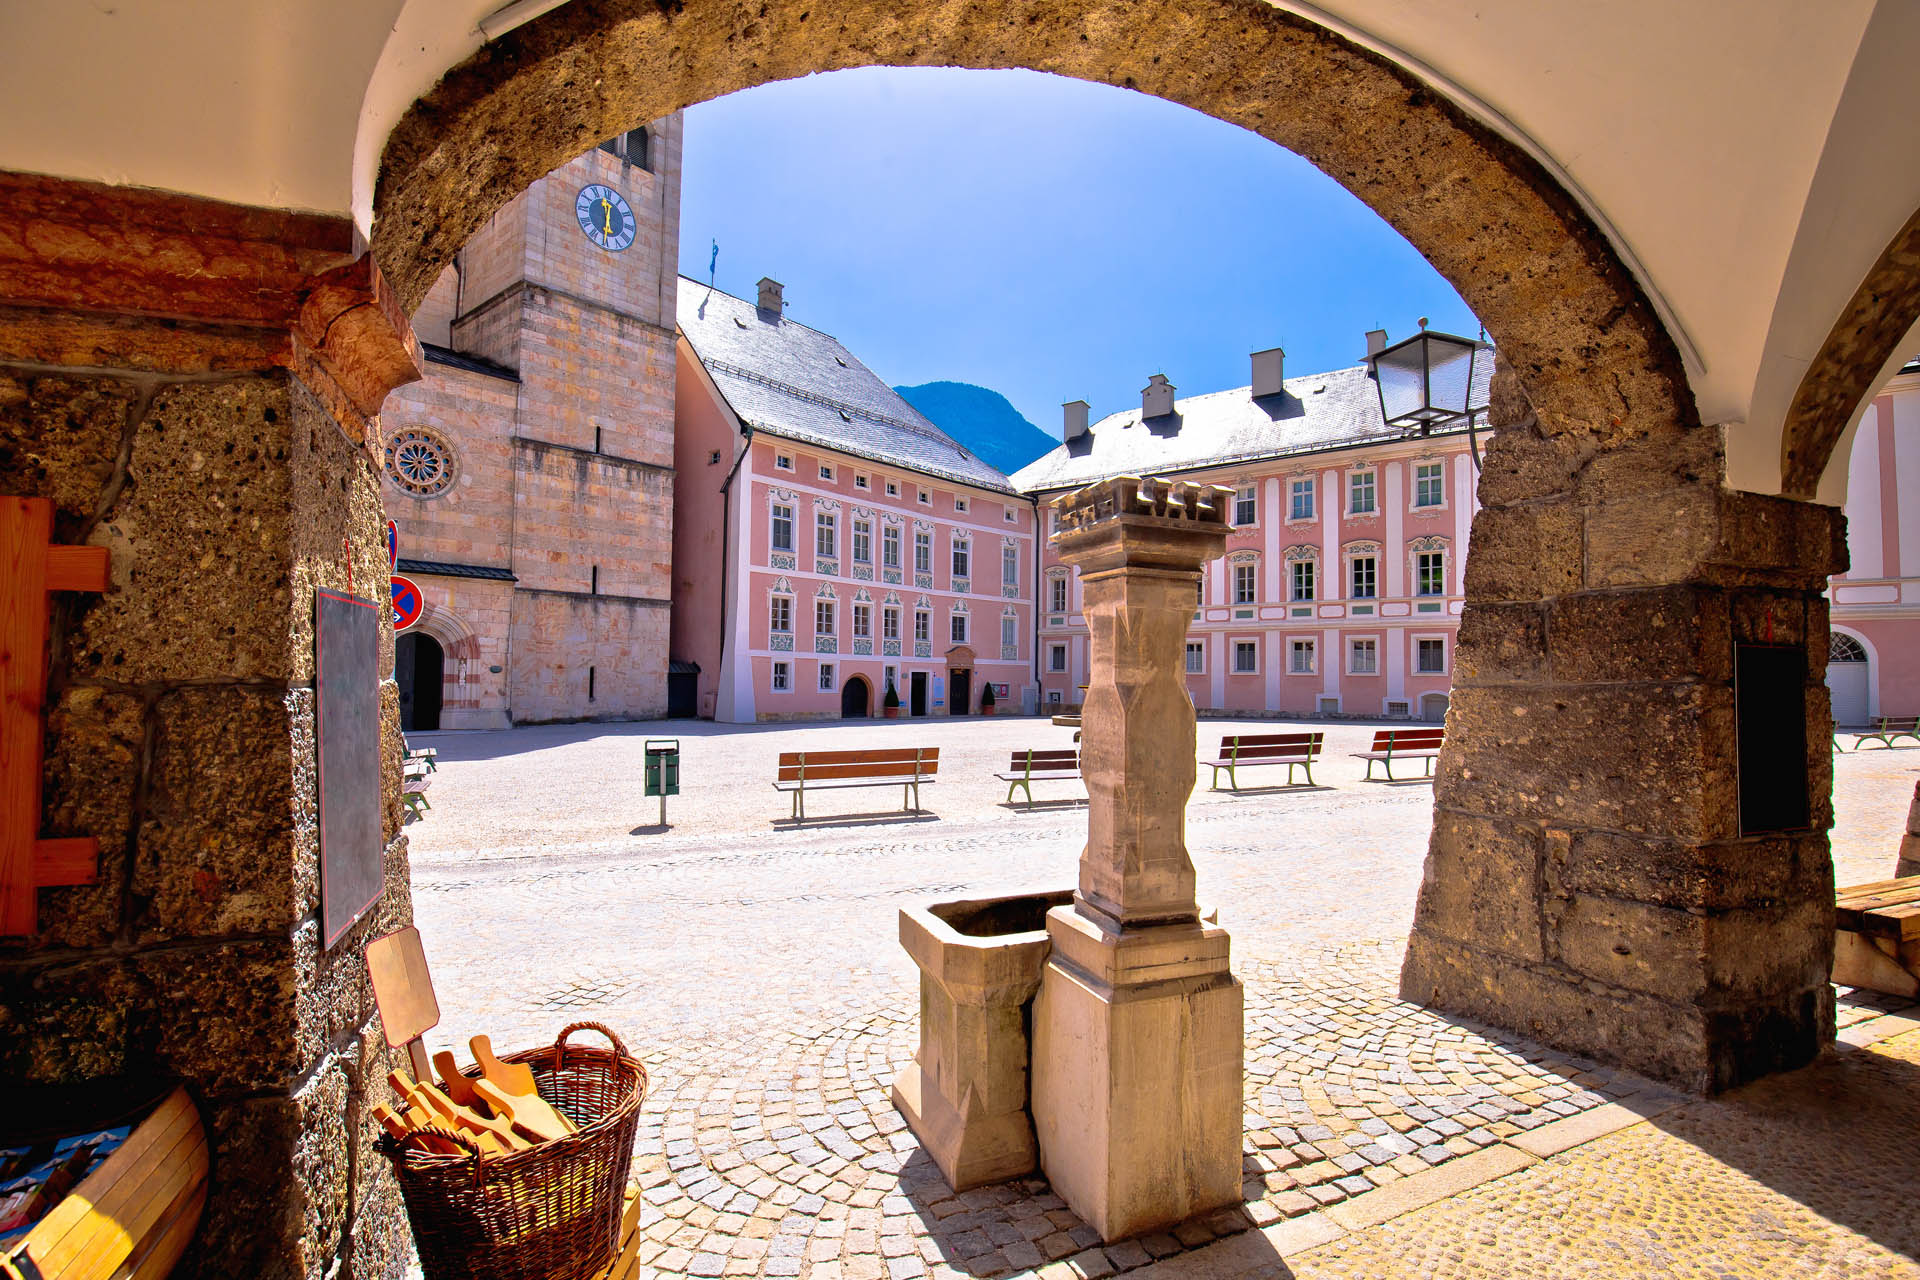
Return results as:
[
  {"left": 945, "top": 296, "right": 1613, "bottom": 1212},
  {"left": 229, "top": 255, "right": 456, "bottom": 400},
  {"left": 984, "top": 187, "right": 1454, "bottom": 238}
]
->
[
  {"left": 1414, "top": 461, "right": 1445, "bottom": 508},
  {"left": 384, "top": 426, "right": 458, "bottom": 498},
  {"left": 1289, "top": 477, "right": 1315, "bottom": 521}
]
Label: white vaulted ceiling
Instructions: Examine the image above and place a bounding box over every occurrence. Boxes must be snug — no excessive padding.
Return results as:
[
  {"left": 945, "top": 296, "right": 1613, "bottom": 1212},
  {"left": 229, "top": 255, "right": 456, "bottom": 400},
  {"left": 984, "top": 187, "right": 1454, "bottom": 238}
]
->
[{"left": 1, "top": 0, "right": 1916, "bottom": 498}]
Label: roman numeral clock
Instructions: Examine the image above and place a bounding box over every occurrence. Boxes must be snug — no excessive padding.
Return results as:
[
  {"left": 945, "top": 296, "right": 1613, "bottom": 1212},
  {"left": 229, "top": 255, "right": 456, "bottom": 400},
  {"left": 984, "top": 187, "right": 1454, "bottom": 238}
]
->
[{"left": 575, "top": 183, "right": 636, "bottom": 252}]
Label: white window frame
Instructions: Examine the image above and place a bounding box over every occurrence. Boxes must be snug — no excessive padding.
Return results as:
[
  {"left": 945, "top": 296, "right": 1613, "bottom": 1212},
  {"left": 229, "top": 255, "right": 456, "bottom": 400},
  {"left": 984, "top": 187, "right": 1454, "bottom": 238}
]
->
[
  {"left": 1416, "top": 548, "right": 1447, "bottom": 597},
  {"left": 1000, "top": 614, "right": 1017, "bottom": 650},
  {"left": 914, "top": 609, "right": 930, "bottom": 643},
  {"left": 852, "top": 602, "right": 871, "bottom": 639},
  {"left": 814, "top": 599, "right": 836, "bottom": 636},
  {"left": 815, "top": 511, "right": 836, "bottom": 559},
  {"left": 1414, "top": 634, "right": 1449, "bottom": 675},
  {"left": 1049, "top": 573, "right": 1069, "bottom": 613},
  {"left": 769, "top": 594, "right": 792, "bottom": 633},
  {"left": 1049, "top": 643, "right": 1068, "bottom": 673},
  {"left": 1348, "top": 636, "right": 1379, "bottom": 675},
  {"left": 1234, "top": 562, "right": 1257, "bottom": 605},
  {"left": 1289, "top": 476, "right": 1315, "bottom": 521},
  {"left": 882, "top": 523, "right": 901, "bottom": 569},
  {"left": 774, "top": 452, "right": 793, "bottom": 471},
  {"left": 1290, "top": 556, "right": 1316, "bottom": 602},
  {"left": 1348, "top": 469, "right": 1376, "bottom": 516},
  {"left": 819, "top": 463, "right": 835, "bottom": 482},
  {"left": 1184, "top": 642, "right": 1205, "bottom": 675},
  {"left": 1003, "top": 506, "right": 1017, "bottom": 524},
  {"left": 1349, "top": 554, "right": 1377, "bottom": 600},
  {"left": 771, "top": 660, "right": 790, "bottom": 691},
  {"left": 1233, "top": 485, "right": 1257, "bottom": 527},
  {"left": 771, "top": 503, "right": 794, "bottom": 553},
  {"left": 854, "top": 473, "right": 869, "bottom": 490},
  {"left": 852, "top": 517, "right": 872, "bottom": 564},
  {"left": 955, "top": 495, "right": 969, "bottom": 513},
  {"left": 915, "top": 530, "right": 932, "bottom": 574},
  {"left": 1003, "top": 542, "right": 1019, "bottom": 587},
  {"left": 1287, "top": 636, "right": 1317, "bottom": 675},
  {"left": 885, "top": 479, "right": 899, "bottom": 497},
  {"left": 882, "top": 606, "right": 900, "bottom": 640},
  {"left": 950, "top": 612, "right": 969, "bottom": 644},
  {"left": 818, "top": 662, "right": 836, "bottom": 691},
  {"left": 1413, "top": 461, "right": 1446, "bottom": 509},
  {"left": 1232, "top": 638, "right": 1260, "bottom": 675},
  {"left": 918, "top": 489, "right": 932, "bottom": 506},
  {"left": 952, "top": 537, "right": 970, "bottom": 580}
]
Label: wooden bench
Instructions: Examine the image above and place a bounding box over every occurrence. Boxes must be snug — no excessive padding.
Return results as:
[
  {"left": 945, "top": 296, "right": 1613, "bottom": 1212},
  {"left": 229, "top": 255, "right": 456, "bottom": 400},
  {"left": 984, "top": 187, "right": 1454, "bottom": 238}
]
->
[
  {"left": 1847, "top": 716, "right": 1920, "bottom": 750},
  {"left": 1352, "top": 727, "right": 1446, "bottom": 780},
  {"left": 402, "top": 755, "right": 432, "bottom": 820},
  {"left": 404, "top": 745, "right": 438, "bottom": 773},
  {"left": 1834, "top": 876, "right": 1920, "bottom": 998},
  {"left": 994, "top": 749, "right": 1082, "bottom": 810},
  {"left": 1204, "top": 733, "right": 1323, "bottom": 790},
  {"left": 773, "top": 747, "right": 938, "bottom": 821}
]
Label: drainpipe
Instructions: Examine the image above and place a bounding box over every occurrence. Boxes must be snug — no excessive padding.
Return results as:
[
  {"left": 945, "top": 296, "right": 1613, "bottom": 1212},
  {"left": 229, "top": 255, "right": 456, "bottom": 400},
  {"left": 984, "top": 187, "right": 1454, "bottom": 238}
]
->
[
  {"left": 1030, "top": 491, "right": 1044, "bottom": 711},
  {"left": 714, "top": 425, "right": 754, "bottom": 700}
]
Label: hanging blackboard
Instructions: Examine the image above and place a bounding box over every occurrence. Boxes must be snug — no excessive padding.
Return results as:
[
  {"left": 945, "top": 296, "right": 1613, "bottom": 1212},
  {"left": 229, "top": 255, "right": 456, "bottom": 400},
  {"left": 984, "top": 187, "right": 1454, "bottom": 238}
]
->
[
  {"left": 1734, "top": 642, "right": 1810, "bottom": 836},
  {"left": 316, "top": 589, "right": 384, "bottom": 947}
]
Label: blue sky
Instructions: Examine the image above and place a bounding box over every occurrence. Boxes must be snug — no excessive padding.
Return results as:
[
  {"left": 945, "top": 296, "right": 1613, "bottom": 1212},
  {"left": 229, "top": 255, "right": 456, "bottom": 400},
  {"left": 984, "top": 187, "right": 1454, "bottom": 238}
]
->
[{"left": 678, "top": 68, "right": 1481, "bottom": 438}]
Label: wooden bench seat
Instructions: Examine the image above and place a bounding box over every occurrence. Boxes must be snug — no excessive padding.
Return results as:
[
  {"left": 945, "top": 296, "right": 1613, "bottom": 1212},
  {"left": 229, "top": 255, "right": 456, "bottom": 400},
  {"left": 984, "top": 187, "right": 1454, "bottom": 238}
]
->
[
  {"left": 1847, "top": 716, "right": 1920, "bottom": 750},
  {"left": 1351, "top": 727, "right": 1446, "bottom": 780},
  {"left": 773, "top": 747, "right": 938, "bottom": 821},
  {"left": 1834, "top": 876, "right": 1920, "bottom": 998},
  {"left": 1204, "top": 733, "right": 1323, "bottom": 790},
  {"left": 993, "top": 749, "right": 1081, "bottom": 810}
]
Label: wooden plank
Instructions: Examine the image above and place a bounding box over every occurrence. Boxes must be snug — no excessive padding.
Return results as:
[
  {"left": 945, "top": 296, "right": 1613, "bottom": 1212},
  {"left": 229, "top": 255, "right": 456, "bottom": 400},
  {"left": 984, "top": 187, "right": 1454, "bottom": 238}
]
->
[
  {"left": 1832, "top": 929, "right": 1920, "bottom": 998},
  {"left": 1837, "top": 876, "right": 1920, "bottom": 900},
  {"left": 777, "top": 760, "right": 935, "bottom": 782},
  {"left": 35, "top": 835, "right": 100, "bottom": 886},
  {"left": 26, "top": 1088, "right": 205, "bottom": 1277},
  {"left": 1221, "top": 733, "right": 1321, "bottom": 748},
  {"left": 775, "top": 777, "right": 937, "bottom": 792},
  {"left": 365, "top": 925, "right": 440, "bottom": 1051},
  {"left": 44, "top": 544, "right": 109, "bottom": 593},
  {"left": 777, "top": 748, "right": 939, "bottom": 767},
  {"left": 1836, "top": 879, "right": 1920, "bottom": 908},
  {"left": 1, "top": 496, "right": 52, "bottom": 937}
]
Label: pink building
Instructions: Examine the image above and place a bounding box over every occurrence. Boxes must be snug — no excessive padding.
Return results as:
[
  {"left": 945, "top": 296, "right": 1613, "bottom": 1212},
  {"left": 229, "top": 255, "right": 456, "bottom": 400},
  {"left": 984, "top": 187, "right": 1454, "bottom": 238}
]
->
[
  {"left": 673, "top": 278, "right": 1036, "bottom": 723},
  {"left": 1014, "top": 346, "right": 1482, "bottom": 722},
  {"left": 1827, "top": 358, "right": 1920, "bottom": 725}
]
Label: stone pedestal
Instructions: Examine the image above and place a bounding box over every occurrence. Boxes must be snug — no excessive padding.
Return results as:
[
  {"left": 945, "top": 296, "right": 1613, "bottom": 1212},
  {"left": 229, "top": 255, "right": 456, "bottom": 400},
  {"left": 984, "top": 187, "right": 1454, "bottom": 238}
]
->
[
  {"left": 1897, "top": 781, "right": 1920, "bottom": 879},
  {"left": 1028, "top": 476, "right": 1240, "bottom": 1242},
  {"left": 894, "top": 889, "right": 1071, "bottom": 1190}
]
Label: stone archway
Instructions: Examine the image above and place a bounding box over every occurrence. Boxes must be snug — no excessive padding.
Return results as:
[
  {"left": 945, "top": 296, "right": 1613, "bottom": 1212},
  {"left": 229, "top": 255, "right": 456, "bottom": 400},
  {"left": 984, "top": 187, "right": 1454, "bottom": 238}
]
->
[{"left": 361, "top": 0, "right": 1840, "bottom": 1096}]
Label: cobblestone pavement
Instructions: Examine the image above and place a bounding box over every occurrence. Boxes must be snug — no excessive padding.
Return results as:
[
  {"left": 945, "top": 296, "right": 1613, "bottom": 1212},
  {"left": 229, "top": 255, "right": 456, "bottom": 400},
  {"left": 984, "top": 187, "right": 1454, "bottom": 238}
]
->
[{"left": 404, "top": 721, "right": 1920, "bottom": 1278}]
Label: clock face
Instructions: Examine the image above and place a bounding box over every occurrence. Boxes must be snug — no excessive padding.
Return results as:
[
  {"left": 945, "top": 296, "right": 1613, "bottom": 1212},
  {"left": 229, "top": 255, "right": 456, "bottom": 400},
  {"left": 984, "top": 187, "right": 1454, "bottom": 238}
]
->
[{"left": 575, "top": 184, "right": 637, "bottom": 252}]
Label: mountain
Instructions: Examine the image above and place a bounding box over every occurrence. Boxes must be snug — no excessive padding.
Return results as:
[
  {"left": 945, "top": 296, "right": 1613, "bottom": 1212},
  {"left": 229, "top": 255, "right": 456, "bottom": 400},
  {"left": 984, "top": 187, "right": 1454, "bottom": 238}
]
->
[{"left": 893, "top": 381, "right": 1058, "bottom": 478}]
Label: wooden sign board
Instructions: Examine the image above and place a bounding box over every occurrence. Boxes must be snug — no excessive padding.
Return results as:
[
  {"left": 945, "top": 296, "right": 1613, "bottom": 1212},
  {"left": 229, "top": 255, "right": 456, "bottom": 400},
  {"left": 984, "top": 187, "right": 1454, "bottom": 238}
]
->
[
  {"left": 366, "top": 925, "right": 439, "bottom": 1079},
  {"left": 317, "top": 589, "right": 383, "bottom": 947}
]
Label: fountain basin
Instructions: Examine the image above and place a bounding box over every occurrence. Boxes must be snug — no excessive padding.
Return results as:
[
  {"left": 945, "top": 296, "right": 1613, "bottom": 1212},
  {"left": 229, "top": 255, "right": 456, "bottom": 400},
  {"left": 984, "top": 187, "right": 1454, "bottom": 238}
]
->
[{"left": 893, "top": 888, "right": 1073, "bottom": 1191}]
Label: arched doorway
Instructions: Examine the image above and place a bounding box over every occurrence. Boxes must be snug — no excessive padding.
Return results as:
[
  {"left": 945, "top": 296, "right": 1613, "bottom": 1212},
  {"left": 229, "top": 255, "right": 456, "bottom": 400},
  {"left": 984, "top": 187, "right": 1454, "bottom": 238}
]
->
[
  {"left": 1827, "top": 632, "right": 1871, "bottom": 728},
  {"left": 396, "top": 632, "right": 444, "bottom": 732},
  {"left": 840, "top": 674, "right": 872, "bottom": 719}
]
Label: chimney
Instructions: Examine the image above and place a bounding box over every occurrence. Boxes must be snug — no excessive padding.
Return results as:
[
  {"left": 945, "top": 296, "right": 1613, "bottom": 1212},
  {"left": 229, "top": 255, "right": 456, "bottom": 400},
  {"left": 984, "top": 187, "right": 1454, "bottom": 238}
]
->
[
  {"left": 1063, "top": 400, "right": 1090, "bottom": 442},
  {"left": 1365, "top": 328, "right": 1388, "bottom": 358},
  {"left": 1142, "top": 373, "right": 1176, "bottom": 419},
  {"left": 757, "top": 277, "right": 784, "bottom": 314},
  {"left": 1251, "top": 347, "right": 1285, "bottom": 398}
]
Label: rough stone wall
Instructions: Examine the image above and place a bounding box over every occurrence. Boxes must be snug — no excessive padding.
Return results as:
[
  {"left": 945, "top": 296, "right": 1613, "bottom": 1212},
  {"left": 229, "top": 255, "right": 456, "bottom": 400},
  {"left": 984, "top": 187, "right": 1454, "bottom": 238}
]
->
[
  {"left": 1898, "top": 781, "right": 1920, "bottom": 878},
  {"left": 0, "top": 172, "right": 422, "bottom": 1278},
  {"left": 1402, "top": 366, "right": 1848, "bottom": 1094},
  {"left": 509, "top": 590, "right": 669, "bottom": 722}
]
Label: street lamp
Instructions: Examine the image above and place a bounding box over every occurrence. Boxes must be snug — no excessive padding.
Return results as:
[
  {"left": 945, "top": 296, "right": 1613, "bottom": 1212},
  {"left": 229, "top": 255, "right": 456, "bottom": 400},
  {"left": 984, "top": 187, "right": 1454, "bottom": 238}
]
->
[{"left": 1368, "top": 318, "right": 1489, "bottom": 434}]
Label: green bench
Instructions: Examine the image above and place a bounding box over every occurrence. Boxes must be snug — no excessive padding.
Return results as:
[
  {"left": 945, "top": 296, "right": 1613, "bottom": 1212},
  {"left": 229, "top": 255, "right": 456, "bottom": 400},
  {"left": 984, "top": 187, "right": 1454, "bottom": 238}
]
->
[
  {"left": 994, "top": 748, "right": 1082, "bottom": 810},
  {"left": 1204, "top": 732, "right": 1324, "bottom": 790},
  {"left": 1847, "top": 716, "right": 1920, "bottom": 750}
]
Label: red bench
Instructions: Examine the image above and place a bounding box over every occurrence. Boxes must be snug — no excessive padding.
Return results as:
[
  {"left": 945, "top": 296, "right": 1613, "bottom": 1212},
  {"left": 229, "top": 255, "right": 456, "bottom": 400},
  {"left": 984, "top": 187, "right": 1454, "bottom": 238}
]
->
[
  {"left": 1352, "top": 727, "right": 1445, "bottom": 780},
  {"left": 1204, "top": 732, "right": 1324, "bottom": 790}
]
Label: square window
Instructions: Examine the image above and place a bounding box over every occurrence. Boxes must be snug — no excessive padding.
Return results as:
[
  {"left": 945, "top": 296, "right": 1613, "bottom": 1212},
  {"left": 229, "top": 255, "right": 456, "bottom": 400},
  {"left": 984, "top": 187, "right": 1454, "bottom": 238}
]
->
[
  {"left": 1290, "top": 639, "right": 1316, "bottom": 673},
  {"left": 1415, "top": 462, "right": 1445, "bottom": 508},
  {"left": 1350, "top": 638, "right": 1377, "bottom": 674},
  {"left": 1290, "top": 559, "right": 1316, "bottom": 602},
  {"left": 1350, "top": 555, "right": 1376, "bottom": 599},
  {"left": 955, "top": 496, "right": 969, "bottom": 513},
  {"left": 918, "top": 490, "right": 932, "bottom": 505},
  {"left": 1234, "top": 562, "right": 1257, "bottom": 604},
  {"left": 771, "top": 503, "right": 793, "bottom": 552},
  {"left": 1289, "top": 477, "right": 1315, "bottom": 520},
  {"left": 1004, "top": 507, "right": 1017, "bottom": 523},
  {"left": 1349, "top": 471, "right": 1376, "bottom": 514},
  {"left": 886, "top": 479, "right": 899, "bottom": 497},
  {"left": 771, "top": 661, "right": 790, "bottom": 691},
  {"left": 775, "top": 453, "right": 793, "bottom": 471},
  {"left": 769, "top": 596, "right": 791, "bottom": 633},
  {"left": 855, "top": 474, "right": 869, "bottom": 489},
  {"left": 1049, "top": 644, "right": 1067, "bottom": 673},
  {"left": 1418, "top": 638, "right": 1447, "bottom": 674},
  {"left": 1185, "top": 642, "right": 1204, "bottom": 674},
  {"left": 818, "top": 663, "right": 836, "bottom": 691},
  {"left": 1234, "top": 485, "right": 1257, "bottom": 526},
  {"left": 815, "top": 600, "right": 835, "bottom": 635},
  {"left": 1234, "top": 641, "right": 1258, "bottom": 673},
  {"left": 819, "top": 464, "right": 835, "bottom": 482}
]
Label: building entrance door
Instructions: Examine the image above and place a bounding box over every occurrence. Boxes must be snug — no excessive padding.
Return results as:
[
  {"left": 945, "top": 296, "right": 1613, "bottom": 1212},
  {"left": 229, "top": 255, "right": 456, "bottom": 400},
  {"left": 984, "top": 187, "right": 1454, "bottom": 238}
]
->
[
  {"left": 840, "top": 675, "right": 871, "bottom": 719},
  {"left": 396, "top": 632, "right": 444, "bottom": 732},
  {"left": 1827, "top": 633, "right": 1870, "bottom": 728},
  {"left": 909, "top": 671, "right": 928, "bottom": 717},
  {"left": 950, "top": 669, "right": 971, "bottom": 718}
]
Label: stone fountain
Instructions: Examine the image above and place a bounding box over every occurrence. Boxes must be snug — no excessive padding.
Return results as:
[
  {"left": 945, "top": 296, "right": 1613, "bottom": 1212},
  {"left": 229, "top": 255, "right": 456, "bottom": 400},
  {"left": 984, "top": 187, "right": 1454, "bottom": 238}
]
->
[{"left": 896, "top": 475, "right": 1240, "bottom": 1242}]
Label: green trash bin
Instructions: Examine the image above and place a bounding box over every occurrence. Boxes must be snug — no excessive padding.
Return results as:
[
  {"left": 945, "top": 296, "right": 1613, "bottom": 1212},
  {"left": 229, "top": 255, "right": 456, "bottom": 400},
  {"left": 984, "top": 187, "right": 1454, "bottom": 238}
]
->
[{"left": 643, "top": 738, "right": 679, "bottom": 826}]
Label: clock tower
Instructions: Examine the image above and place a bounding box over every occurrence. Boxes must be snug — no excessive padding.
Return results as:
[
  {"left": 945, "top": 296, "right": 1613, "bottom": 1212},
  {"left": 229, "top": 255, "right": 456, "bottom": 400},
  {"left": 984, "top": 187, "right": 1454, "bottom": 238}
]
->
[{"left": 380, "top": 116, "right": 685, "bottom": 728}]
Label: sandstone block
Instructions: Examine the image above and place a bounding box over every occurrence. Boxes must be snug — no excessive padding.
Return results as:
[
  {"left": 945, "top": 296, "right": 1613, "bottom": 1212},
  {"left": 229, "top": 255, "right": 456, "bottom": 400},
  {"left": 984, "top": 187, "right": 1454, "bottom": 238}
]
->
[
  {"left": 1582, "top": 482, "right": 1720, "bottom": 589},
  {"left": 1898, "top": 832, "right": 1920, "bottom": 879},
  {"left": 287, "top": 377, "right": 391, "bottom": 686},
  {"left": 136, "top": 939, "right": 299, "bottom": 1096},
  {"left": 0, "top": 370, "right": 138, "bottom": 521},
  {"left": 36, "top": 685, "right": 145, "bottom": 949},
  {"left": 1547, "top": 585, "right": 1729, "bottom": 684},
  {"left": 0, "top": 957, "right": 138, "bottom": 1083},
  {"left": 1409, "top": 810, "right": 1544, "bottom": 964},
  {"left": 1460, "top": 505, "right": 1583, "bottom": 601},
  {"left": 1545, "top": 830, "right": 1832, "bottom": 914},
  {"left": 1451, "top": 602, "right": 1546, "bottom": 684},
  {"left": 187, "top": 1096, "right": 303, "bottom": 1280},
  {"left": 1712, "top": 489, "right": 1847, "bottom": 583}
]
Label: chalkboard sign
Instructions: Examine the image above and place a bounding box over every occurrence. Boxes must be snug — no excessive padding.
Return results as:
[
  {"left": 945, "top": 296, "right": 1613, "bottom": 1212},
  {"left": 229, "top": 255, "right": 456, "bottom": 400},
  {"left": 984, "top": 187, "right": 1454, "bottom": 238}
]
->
[
  {"left": 1734, "top": 642, "right": 1810, "bottom": 835},
  {"left": 316, "top": 589, "right": 384, "bottom": 947}
]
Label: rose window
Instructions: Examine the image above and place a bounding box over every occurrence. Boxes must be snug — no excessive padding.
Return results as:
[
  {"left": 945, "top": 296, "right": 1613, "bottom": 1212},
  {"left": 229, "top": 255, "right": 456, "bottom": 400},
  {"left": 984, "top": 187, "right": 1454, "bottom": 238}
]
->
[{"left": 384, "top": 427, "right": 457, "bottom": 497}]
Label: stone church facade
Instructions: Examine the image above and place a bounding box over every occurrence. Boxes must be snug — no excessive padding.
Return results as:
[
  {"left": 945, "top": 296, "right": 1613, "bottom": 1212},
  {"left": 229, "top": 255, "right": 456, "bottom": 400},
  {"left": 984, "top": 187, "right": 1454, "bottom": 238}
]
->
[{"left": 378, "top": 118, "right": 683, "bottom": 729}]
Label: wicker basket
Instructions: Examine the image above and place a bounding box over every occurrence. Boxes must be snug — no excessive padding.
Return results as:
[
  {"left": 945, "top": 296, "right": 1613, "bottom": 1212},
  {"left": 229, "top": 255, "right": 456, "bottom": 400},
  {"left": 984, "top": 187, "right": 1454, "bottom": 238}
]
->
[{"left": 380, "top": 1022, "right": 648, "bottom": 1280}]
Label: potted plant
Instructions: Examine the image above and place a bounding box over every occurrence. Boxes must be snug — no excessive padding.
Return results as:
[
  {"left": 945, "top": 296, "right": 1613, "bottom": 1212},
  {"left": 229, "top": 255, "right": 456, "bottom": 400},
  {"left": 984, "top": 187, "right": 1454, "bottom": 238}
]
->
[
  {"left": 883, "top": 679, "right": 901, "bottom": 719},
  {"left": 980, "top": 682, "right": 997, "bottom": 716}
]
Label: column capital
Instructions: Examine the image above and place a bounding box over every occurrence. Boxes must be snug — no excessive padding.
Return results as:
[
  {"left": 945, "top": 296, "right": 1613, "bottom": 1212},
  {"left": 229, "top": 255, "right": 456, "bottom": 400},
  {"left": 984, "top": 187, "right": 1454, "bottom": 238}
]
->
[{"left": 1050, "top": 476, "right": 1233, "bottom": 577}]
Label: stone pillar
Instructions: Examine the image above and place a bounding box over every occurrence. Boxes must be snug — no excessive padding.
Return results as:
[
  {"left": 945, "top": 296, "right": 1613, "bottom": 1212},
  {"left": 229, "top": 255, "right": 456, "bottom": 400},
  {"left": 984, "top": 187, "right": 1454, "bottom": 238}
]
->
[
  {"left": 1402, "top": 367, "right": 1846, "bottom": 1095},
  {"left": 1898, "top": 782, "right": 1920, "bottom": 879},
  {"left": 1030, "top": 476, "right": 1241, "bottom": 1242},
  {"left": 0, "top": 172, "right": 422, "bottom": 1277}
]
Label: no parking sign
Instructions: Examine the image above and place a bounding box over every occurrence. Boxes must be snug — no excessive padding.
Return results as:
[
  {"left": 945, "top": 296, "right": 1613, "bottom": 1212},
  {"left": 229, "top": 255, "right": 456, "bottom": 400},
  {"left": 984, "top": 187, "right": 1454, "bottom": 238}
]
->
[{"left": 390, "top": 574, "right": 424, "bottom": 631}]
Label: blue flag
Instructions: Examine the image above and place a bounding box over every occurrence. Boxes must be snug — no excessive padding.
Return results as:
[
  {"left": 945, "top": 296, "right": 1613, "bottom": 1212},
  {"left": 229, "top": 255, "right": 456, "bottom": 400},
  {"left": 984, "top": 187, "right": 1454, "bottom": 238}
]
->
[{"left": 709, "top": 239, "right": 718, "bottom": 283}]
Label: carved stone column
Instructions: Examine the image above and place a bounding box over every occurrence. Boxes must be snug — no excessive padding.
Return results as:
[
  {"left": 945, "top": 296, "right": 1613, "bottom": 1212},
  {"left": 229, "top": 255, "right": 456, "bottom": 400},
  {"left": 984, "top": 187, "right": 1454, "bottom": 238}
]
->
[{"left": 1029, "top": 476, "right": 1241, "bottom": 1242}]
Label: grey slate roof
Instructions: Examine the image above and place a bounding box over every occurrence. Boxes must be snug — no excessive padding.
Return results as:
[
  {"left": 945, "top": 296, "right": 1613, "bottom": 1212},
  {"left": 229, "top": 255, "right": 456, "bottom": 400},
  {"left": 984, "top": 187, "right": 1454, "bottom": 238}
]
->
[
  {"left": 398, "top": 558, "right": 516, "bottom": 581},
  {"left": 1009, "top": 360, "right": 1493, "bottom": 495},
  {"left": 676, "top": 278, "right": 1015, "bottom": 495}
]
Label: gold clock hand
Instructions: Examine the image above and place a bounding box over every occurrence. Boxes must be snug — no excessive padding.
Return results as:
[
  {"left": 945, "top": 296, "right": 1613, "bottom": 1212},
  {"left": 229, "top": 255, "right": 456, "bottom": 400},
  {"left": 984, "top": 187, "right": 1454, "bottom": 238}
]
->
[{"left": 601, "top": 201, "right": 614, "bottom": 236}]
